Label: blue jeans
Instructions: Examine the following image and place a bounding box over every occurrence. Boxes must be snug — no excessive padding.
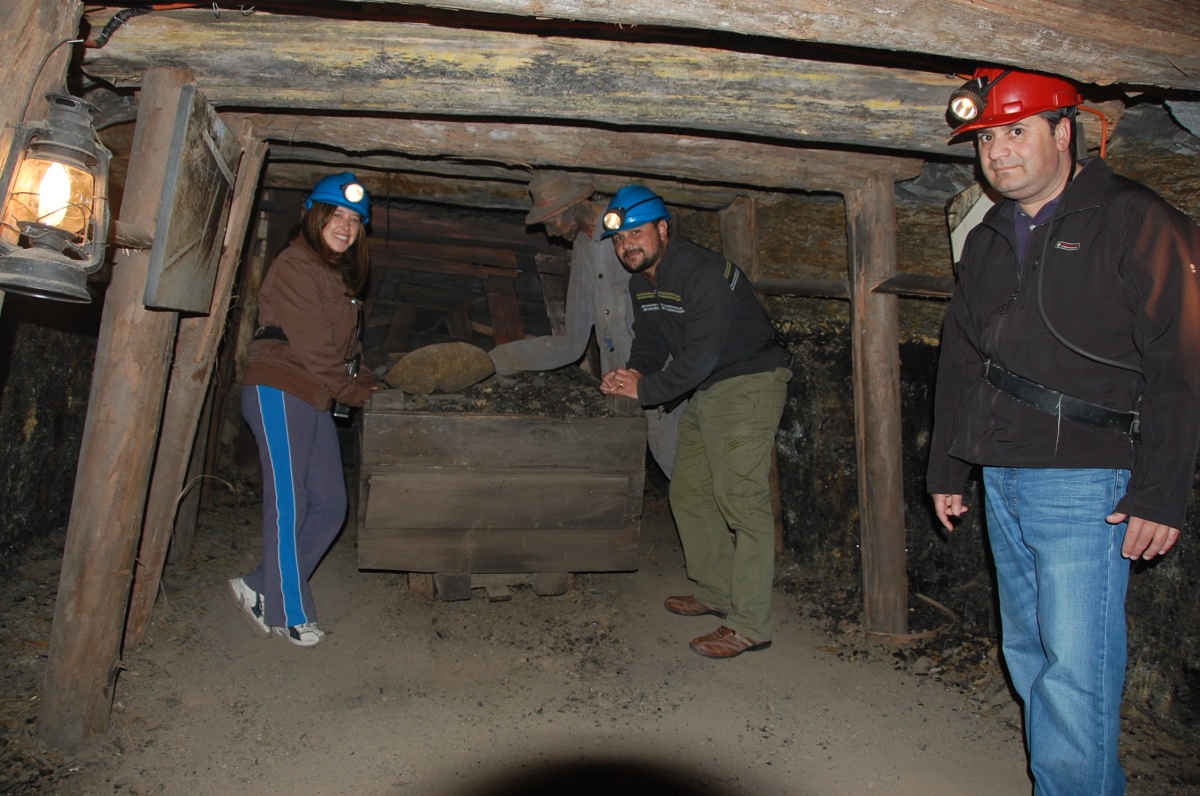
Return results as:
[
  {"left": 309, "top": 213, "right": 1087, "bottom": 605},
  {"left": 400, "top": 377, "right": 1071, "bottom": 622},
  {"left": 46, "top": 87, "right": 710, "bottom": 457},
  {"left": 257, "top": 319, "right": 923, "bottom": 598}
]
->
[{"left": 983, "top": 467, "right": 1131, "bottom": 796}]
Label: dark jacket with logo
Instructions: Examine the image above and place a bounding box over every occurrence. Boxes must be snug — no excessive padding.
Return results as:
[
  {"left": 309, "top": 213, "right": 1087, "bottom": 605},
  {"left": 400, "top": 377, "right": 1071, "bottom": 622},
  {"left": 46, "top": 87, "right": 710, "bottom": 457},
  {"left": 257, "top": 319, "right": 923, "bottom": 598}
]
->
[
  {"left": 926, "top": 158, "right": 1200, "bottom": 529},
  {"left": 243, "top": 237, "right": 376, "bottom": 411},
  {"left": 626, "top": 236, "right": 787, "bottom": 408}
]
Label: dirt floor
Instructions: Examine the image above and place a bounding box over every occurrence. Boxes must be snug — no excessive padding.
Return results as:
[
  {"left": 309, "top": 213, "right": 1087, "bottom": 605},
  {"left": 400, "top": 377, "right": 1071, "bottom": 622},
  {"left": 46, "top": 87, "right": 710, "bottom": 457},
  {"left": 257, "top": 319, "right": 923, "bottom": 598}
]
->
[{"left": 2, "top": 464, "right": 1198, "bottom": 795}]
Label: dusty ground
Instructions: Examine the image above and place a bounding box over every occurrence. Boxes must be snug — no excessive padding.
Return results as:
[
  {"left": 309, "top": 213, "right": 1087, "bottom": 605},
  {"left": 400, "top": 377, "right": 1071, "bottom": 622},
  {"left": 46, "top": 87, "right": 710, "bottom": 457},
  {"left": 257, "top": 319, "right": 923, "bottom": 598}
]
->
[{"left": 2, "top": 464, "right": 1197, "bottom": 794}]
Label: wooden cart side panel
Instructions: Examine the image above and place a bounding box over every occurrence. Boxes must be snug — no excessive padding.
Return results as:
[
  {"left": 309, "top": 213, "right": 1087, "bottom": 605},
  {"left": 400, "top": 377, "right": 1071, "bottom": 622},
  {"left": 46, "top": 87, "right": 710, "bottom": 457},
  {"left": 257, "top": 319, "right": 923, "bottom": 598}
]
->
[
  {"left": 364, "top": 469, "right": 631, "bottom": 529},
  {"left": 357, "top": 525, "right": 640, "bottom": 573},
  {"left": 360, "top": 413, "right": 646, "bottom": 470}
]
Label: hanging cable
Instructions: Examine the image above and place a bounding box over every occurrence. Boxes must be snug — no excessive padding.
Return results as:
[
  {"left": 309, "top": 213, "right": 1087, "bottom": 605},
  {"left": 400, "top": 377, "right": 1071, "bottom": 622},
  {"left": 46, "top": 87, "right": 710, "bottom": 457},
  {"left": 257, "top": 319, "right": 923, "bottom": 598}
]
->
[{"left": 1034, "top": 111, "right": 1143, "bottom": 376}]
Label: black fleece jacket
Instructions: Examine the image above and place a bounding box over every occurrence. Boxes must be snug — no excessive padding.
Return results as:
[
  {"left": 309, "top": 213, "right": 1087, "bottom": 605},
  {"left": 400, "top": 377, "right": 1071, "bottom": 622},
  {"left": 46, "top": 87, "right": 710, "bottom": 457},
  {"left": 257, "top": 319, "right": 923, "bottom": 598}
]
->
[
  {"left": 626, "top": 236, "right": 786, "bottom": 408},
  {"left": 927, "top": 158, "right": 1200, "bottom": 530}
]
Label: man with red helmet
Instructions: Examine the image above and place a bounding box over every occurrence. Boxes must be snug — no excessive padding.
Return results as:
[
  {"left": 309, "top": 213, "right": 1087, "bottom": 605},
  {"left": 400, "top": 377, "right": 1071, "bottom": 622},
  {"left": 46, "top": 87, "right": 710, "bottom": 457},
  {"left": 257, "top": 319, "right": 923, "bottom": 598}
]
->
[{"left": 928, "top": 68, "right": 1200, "bottom": 794}]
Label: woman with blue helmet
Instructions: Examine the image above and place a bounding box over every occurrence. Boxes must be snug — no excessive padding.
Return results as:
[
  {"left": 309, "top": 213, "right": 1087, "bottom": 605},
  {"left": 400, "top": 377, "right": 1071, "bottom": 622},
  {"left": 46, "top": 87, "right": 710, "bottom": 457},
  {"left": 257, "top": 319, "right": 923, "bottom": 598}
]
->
[{"left": 230, "top": 171, "right": 379, "bottom": 647}]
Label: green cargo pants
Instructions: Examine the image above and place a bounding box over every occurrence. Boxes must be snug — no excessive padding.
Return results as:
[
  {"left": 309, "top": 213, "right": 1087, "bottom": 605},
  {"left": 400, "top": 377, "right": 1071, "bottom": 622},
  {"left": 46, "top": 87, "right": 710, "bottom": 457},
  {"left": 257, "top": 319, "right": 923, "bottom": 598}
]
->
[{"left": 668, "top": 367, "right": 791, "bottom": 641}]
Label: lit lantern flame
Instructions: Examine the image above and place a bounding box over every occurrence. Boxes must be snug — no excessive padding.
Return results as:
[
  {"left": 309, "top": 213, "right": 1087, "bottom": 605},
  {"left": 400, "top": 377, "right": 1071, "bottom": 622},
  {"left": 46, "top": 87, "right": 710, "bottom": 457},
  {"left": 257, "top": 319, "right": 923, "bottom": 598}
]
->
[
  {"left": 38, "top": 162, "right": 71, "bottom": 229},
  {"left": 5, "top": 156, "right": 92, "bottom": 237}
]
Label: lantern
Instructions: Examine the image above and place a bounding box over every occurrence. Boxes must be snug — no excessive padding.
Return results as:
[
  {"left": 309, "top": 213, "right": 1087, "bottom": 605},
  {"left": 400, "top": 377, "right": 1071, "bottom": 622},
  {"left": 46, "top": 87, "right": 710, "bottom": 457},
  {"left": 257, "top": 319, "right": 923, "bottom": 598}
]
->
[{"left": 0, "top": 94, "right": 111, "bottom": 303}]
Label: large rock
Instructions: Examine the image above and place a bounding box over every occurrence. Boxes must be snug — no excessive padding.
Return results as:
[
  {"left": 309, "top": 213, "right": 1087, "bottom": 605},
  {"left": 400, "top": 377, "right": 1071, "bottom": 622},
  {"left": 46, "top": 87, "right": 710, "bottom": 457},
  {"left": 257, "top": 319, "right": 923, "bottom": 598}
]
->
[{"left": 384, "top": 342, "right": 495, "bottom": 394}]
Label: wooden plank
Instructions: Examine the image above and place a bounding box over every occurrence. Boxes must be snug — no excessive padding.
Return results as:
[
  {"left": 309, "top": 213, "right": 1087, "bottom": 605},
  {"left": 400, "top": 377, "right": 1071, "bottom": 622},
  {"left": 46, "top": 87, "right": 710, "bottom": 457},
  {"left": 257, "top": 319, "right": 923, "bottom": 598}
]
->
[
  {"left": 719, "top": 197, "right": 761, "bottom": 282},
  {"left": 371, "top": 208, "right": 555, "bottom": 252},
  {"left": 388, "top": 241, "right": 516, "bottom": 270},
  {"left": 873, "top": 273, "right": 954, "bottom": 299},
  {"left": 537, "top": 253, "right": 569, "bottom": 336},
  {"left": 39, "top": 67, "right": 193, "bottom": 751},
  {"left": 486, "top": 275, "right": 524, "bottom": 345},
  {"left": 755, "top": 278, "right": 851, "bottom": 299},
  {"left": 368, "top": 244, "right": 518, "bottom": 279},
  {"left": 845, "top": 172, "right": 908, "bottom": 637},
  {"left": 359, "top": 410, "right": 646, "bottom": 471},
  {"left": 448, "top": 308, "right": 473, "bottom": 342},
  {"left": 352, "top": 0, "right": 1200, "bottom": 92},
  {"left": 127, "top": 129, "right": 265, "bottom": 645},
  {"left": 82, "top": 11, "right": 962, "bottom": 157},
  {"left": 273, "top": 163, "right": 535, "bottom": 211},
  {"left": 143, "top": 83, "right": 243, "bottom": 312},
  {"left": 358, "top": 525, "right": 641, "bottom": 573},
  {"left": 381, "top": 304, "right": 417, "bottom": 352},
  {"left": 754, "top": 273, "right": 955, "bottom": 299},
  {"left": 0, "top": 1, "right": 82, "bottom": 168},
  {"left": 267, "top": 158, "right": 756, "bottom": 211},
  {"left": 390, "top": 283, "right": 474, "bottom": 312},
  {"left": 166, "top": 379, "right": 212, "bottom": 566},
  {"left": 432, "top": 573, "right": 473, "bottom": 602},
  {"left": 364, "top": 469, "right": 630, "bottom": 529},
  {"left": 238, "top": 116, "right": 923, "bottom": 195}
]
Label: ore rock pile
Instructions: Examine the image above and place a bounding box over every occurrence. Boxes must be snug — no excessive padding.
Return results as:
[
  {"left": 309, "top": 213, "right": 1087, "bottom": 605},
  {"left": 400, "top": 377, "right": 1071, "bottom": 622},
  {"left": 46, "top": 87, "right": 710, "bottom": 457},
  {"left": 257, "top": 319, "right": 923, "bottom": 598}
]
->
[{"left": 394, "top": 365, "right": 609, "bottom": 417}]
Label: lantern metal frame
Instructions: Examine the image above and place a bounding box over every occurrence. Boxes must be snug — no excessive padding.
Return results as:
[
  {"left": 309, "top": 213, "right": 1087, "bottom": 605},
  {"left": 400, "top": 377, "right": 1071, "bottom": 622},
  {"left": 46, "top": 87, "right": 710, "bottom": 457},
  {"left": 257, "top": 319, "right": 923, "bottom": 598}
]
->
[{"left": 0, "top": 93, "right": 111, "bottom": 303}]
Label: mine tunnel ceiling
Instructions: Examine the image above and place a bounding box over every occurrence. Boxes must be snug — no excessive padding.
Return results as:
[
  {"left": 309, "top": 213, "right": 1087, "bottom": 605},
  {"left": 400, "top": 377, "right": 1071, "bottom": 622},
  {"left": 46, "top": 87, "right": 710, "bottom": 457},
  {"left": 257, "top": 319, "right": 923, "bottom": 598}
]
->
[{"left": 77, "top": 1, "right": 1200, "bottom": 211}]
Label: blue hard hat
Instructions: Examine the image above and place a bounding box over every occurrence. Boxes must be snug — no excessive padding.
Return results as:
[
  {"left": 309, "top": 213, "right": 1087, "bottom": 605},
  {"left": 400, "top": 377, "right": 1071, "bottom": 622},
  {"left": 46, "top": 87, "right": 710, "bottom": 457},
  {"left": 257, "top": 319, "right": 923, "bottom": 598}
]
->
[
  {"left": 305, "top": 171, "right": 371, "bottom": 225},
  {"left": 600, "top": 185, "right": 670, "bottom": 239}
]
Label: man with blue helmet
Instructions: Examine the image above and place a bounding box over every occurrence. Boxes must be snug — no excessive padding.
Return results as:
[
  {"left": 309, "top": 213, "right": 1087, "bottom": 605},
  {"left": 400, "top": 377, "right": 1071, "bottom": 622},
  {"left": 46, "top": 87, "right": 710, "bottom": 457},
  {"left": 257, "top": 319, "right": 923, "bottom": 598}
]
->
[
  {"left": 600, "top": 185, "right": 791, "bottom": 659},
  {"left": 489, "top": 172, "right": 684, "bottom": 478}
]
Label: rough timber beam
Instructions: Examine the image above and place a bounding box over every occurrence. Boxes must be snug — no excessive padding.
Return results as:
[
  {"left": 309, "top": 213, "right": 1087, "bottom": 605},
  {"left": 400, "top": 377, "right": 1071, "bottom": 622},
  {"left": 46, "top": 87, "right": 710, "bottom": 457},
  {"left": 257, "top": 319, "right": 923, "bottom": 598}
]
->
[
  {"left": 263, "top": 161, "right": 753, "bottom": 211},
  {"left": 354, "top": 0, "right": 1200, "bottom": 92},
  {"left": 238, "top": 116, "right": 924, "bottom": 195},
  {"left": 82, "top": 10, "right": 964, "bottom": 156}
]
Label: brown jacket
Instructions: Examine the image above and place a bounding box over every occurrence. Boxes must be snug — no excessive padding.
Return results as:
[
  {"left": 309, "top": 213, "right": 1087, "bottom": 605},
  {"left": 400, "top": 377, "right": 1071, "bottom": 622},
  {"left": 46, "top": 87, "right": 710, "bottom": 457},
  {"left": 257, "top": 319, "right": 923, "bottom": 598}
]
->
[{"left": 243, "top": 237, "right": 376, "bottom": 410}]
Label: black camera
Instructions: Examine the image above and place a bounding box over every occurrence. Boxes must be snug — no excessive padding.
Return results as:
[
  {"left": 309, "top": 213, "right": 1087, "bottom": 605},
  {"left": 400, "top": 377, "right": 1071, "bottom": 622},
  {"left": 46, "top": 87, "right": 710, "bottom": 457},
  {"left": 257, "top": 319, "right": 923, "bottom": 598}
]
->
[{"left": 332, "top": 355, "right": 360, "bottom": 419}]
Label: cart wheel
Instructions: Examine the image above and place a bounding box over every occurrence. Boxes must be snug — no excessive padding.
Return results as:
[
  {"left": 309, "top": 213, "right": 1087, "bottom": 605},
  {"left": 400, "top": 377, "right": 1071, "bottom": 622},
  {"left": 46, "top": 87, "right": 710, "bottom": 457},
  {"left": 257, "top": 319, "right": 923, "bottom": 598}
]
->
[
  {"left": 407, "top": 573, "right": 435, "bottom": 600},
  {"left": 433, "top": 573, "right": 473, "bottom": 602},
  {"left": 531, "top": 572, "right": 569, "bottom": 596}
]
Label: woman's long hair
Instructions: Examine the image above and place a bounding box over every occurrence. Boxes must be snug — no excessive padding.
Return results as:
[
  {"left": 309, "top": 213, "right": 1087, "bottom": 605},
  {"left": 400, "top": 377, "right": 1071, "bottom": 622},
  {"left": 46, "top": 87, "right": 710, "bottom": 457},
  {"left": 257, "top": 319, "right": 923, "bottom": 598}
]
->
[{"left": 301, "top": 201, "right": 371, "bottom": 295}]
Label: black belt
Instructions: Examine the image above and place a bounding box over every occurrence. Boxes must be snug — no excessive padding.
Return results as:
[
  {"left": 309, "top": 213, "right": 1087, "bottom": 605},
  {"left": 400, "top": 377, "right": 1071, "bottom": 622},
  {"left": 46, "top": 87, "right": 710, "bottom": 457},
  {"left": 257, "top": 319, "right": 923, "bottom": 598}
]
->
[
  {"left": 254, "top": 325, "right": 289, "bottom": 342},
  {"left": 982, "top": 360, "right": 1140, "bottom": 439}
]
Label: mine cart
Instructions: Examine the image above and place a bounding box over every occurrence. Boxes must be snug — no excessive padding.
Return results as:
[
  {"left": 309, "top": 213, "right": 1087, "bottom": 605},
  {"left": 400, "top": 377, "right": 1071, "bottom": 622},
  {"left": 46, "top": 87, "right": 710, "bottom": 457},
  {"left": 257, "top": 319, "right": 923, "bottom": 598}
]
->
[{"left": 355, "top": 389, "right": 646, "bottom": 601}]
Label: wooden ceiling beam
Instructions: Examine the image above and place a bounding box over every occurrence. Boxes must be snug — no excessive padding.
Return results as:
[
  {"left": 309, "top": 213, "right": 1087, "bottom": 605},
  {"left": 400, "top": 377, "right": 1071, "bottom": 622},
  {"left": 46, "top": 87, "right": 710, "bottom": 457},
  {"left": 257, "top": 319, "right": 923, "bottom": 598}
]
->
[
  {"left": 81, "top": 10, "right": 963, "bottom": 156},
  {"left": 352, "top": 0, "right": 1200, "bottom": 91},
  {"left": 264, "top": 160, "right": 768, "bottom": 212},
  {"left": 243, "top": 117, "right": 924, "bottom": 195}
]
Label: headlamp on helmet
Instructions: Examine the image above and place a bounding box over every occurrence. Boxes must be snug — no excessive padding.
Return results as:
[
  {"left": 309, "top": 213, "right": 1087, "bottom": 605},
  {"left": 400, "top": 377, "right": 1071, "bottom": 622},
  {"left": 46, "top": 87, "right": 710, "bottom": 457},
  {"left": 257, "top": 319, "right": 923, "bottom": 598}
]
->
[
  {"left": 947, "top": 71, "right": 1008, "bottom": 126},
  {"left": 947, "top": 68, "right": 1083, "bottom": 136},
  {"left": 600, "top": 185, "right": 670, "bottom": 240},
  {"left": 306, "top": 171, "right": 371, "bottom": 225}
]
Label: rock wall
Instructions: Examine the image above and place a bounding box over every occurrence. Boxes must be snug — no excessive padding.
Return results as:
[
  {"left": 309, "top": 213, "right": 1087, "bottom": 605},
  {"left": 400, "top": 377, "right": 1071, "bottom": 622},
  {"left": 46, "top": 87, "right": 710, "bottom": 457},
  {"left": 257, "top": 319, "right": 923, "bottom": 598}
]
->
[{"left": 0, "top": 295, "right": 99, "bottom": 567}]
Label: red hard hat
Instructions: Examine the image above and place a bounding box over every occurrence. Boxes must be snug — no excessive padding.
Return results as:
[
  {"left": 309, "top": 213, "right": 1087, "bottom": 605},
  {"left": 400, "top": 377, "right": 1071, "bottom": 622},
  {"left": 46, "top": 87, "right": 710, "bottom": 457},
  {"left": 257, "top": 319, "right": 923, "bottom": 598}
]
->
[{"left": 950, "top": 68, "right": 1082, "bottom": 135}]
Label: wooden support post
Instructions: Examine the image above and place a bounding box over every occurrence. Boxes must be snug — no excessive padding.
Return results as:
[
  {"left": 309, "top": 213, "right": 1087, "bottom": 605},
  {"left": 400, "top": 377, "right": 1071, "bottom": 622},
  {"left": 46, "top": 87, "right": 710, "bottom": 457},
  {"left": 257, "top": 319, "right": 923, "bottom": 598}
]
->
[
  {"left": 535, "top": 253, "right": 568, "bottom": 336},
  {"left": 845, "top": 172, "right": 908, "bottom": 638},
  {"left": 718, "top": 196, "right": 762, "bottom": 281},
  {"left": 486, "top": 275, "right": 524, "bottom": 344},
  {"left": 0, "top": 1, "right": 81, "bottom": 172},
  {"left": 166, "top": 379, "right": 214, "bottom": 565},
  {"left": 720, "top": 196, "right": 783, "bottom": 552},
  {"left": 39, "top": 68, "right": 195, "bottom": 749},
  {"left": 125, "top": 133, "right": 267, "bottom": 645}
]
